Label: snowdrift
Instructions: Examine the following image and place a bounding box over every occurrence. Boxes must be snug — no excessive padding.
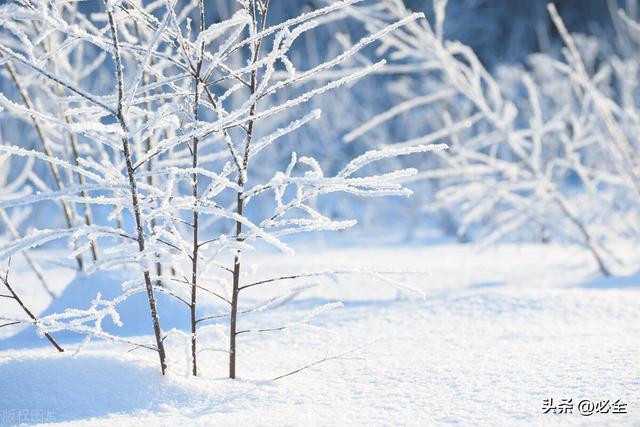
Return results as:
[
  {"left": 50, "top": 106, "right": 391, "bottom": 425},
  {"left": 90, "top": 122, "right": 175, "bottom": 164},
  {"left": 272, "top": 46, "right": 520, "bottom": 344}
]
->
[{"left": 3, "top": 270, "right": 190, "bottom": 349}]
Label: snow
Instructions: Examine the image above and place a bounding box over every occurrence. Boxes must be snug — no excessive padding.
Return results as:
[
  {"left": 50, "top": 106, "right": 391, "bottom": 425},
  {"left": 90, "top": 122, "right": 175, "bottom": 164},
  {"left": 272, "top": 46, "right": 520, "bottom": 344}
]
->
[
  {"left": 1, "top": 0, "right": 638, "bottom": 425},
  {"left": 1, "top": 243, "right": 639, "bottom": 425},
  {"left": 4, "top": 269, "right": 189, "bottom": 348}
]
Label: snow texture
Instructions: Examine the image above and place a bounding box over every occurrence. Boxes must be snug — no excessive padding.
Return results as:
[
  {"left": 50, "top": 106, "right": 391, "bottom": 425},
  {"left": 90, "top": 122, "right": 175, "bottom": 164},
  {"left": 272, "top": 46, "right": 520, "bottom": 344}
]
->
[{"left": 1, "top": 244, "right": 639, "bottom": 426}]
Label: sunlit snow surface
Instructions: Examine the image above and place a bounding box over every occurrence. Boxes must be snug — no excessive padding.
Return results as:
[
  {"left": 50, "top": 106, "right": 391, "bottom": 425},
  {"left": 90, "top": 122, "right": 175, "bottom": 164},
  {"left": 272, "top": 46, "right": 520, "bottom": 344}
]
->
[{"left": 1, "top": 243, "right": 639, "bottom": 426}]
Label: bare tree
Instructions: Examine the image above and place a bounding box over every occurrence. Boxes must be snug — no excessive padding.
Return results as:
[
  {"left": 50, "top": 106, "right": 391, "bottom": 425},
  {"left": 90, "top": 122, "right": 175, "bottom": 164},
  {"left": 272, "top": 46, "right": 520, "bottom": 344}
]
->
[
  {"left": 341, "top": 0, "right": 640, "bottom": 276},
  {"left": 0, "top": 0, "right": 437, "bottom": 378}
]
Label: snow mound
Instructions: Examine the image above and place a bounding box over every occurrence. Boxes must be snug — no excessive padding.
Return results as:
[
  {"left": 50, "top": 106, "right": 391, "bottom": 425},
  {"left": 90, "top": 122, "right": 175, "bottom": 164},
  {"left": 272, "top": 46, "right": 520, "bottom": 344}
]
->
[
  {"left": 3, "top": 270, "right": 190, "bottom": 349},
  {"left": 0, "top": 351, "right": 213, "bottom": 424}
]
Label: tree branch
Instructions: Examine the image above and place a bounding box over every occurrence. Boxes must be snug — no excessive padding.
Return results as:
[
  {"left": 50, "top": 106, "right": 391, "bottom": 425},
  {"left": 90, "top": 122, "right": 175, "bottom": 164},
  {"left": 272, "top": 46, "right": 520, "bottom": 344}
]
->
[{"left": 1, "top": 259, "right": 64, "bottom": 352}]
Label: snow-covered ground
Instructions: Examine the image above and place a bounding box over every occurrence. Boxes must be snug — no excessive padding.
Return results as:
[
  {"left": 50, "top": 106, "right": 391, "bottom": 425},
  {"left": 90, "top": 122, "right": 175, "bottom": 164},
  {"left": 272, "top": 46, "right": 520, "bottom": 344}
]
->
[{"left": 1, "top": 243, "right": 639, "bottom": 426}]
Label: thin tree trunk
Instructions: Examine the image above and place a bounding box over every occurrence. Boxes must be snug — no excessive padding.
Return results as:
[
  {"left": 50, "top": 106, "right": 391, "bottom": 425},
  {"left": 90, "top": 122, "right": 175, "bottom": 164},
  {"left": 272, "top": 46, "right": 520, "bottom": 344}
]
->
[
  {"left": 504, "top": 131, "right": 611, "bottom": 277},
  {"left": 188, "top": 0, "right": 206, "bottom": 377},
  {"left": 105, "top": 5, "right": 167, "bottom": 374},
  {"left": 229, "top": 0, "right": 270, "bottom": 379},
  {"left": 191, "top": 153, "right": 199, "bottom": 376},
  {"left": 229, "top": 193, "right": 243, "bottom": 379},
  {"left": 553, "top": 196, "right": 611, "bottom": 276}
]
